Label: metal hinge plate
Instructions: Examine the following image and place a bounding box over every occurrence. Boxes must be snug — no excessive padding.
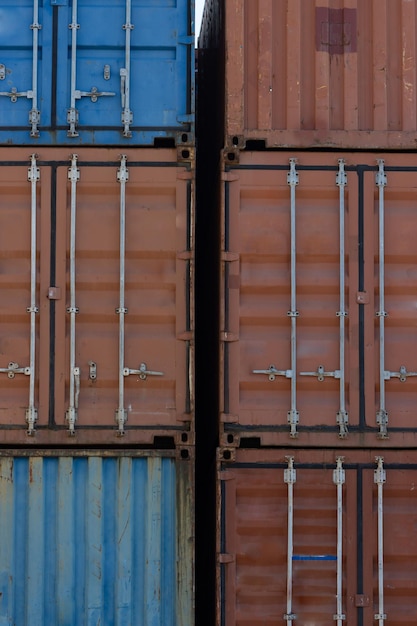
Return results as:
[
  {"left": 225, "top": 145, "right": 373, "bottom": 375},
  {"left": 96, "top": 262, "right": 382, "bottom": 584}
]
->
[
  {"left": 219, "top": 471, "right": 235, "bottom": 481},
  {"left": 48, "top": 286, "right": 62, "bottom": 300},
  {"left": 218, "top": 553, "right": 235, "bottom": 564},
  {"left": 220, "top": 331, "right": 238, "bottom": 342},
  {"left": 221, "top": 251, "right": 239, "bottom": 262},
  {"left": 220, "top": 413, "right": 239, "bottom": 423},
  {"left": 221, "top": 171, "right": 239, "bottom": 182},
  {"left": 356, "top": 291, "right": 369, "bottom": 304}
]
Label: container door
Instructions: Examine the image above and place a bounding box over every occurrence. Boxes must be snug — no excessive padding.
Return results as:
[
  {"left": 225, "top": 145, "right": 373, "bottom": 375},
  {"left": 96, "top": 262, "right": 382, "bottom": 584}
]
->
[
  {"left": 53, "top": 156, "right": 192, "bottom": 441},
  {"left": 55, "top": 0, "right": 193, "bottom": 143},
  {"left": 362, "top": 464, "right": 417, "bottom": 625},
  {"left": 362, "top": 163, "right": 417, "bottom": 436},
  {"left": 0, "top": 1, "right": 52, "bottom": 140},
  {"left": 219, "top": 464, "right": 357, "bottom": 626},
  {"left": 219, "top": 459, "right": 417, "bottom": 626},
  {"left": 222, "top": 159, "right": 359, "bottom": 436},
  {"left": 0, "top": 157, "right": 50, "bottom": 434}
]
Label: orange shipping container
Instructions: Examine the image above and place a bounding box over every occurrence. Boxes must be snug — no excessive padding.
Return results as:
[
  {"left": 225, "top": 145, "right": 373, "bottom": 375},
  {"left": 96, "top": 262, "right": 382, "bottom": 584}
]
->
[
  {"left": 220, "top": 151, "right": 417, "bottom": 447},
  {"left": 0, "top": 148, "right": 194, "bottom": 447},
  {"left": 217, "top": 448, "right": 417, "bottom": 626},
  {"left": 200, "top": 0, "right": 417, "bottom": 150}
]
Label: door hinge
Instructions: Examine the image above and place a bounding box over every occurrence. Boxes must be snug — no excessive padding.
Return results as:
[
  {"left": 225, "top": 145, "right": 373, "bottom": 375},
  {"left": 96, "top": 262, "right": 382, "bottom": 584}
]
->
[
  {"left": 218, "top": 553, "right": 235, "bottom": 564},
  {"left": 219, "top": 471, "right": 235, "bottom": 481},
  {"left": 220, "top": 331, "right": 238, "bottom": 342}
]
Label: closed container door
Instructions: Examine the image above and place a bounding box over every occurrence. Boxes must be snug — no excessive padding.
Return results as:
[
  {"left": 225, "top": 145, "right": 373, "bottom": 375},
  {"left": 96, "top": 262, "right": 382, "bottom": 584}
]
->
[
  {"left": 222, "top": 156, "right": 358, "bottom": 437},
  {"left": 222, "top": 153, "right": 417, "bottom": 443},
  {"left": 54, "top": 0, "right": 194, "bottom": 144},
  {"left": 53, "top": 155, "right": 192, "bottom": 440},
  {"left": 0, "top": 1, "right": 52, "bottom": 138},
  {"left": 219, "top": 454, "right": 417, "bottom": 626},
  {"left": 363, "top": 165, "right": 417, "bottom": 436},
  {"left": 0, "top": 159, "right": 50, "bottom": 434},
  {"left": 0, "top": 149, "right": 193, "bottom": 445},
  {"left": 0, "top": 0, "right": 194, "bottom": 145},
  {"left": 219, "top": 466, "right": 344, "bottom": 625}
]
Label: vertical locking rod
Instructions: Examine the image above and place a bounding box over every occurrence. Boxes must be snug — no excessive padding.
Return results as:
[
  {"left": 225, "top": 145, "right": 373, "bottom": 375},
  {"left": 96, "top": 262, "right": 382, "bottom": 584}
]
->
[
  {"left": 66, "top": 155, "right": 80, "bottom": 434},
  {"left": 121, "top": 0, "right": 134, "bottom": 137},
  {"left": 336, "top": 159, "right": 348, "bottom": 437},
  {"left": 26, "top": 155, "right": 40, "bottom": 434},
  {"left": 29, "top": 0, "right": 41, "bottom": 136},
  {"left": 115, "top": 155, "right": 129, "bottom": 434},
  {"left": 376, "top": 160, "right": 388, "bottom": 438},
  {"left": 284, "top": 457, "right": 296, "bottom": 623},
  {"left": 287, "top": 159, "right": 299, "bottom": 437},
  {"left": 333, "top": 457, "right": 346, "bottom": 624},
  {"left": 374, "top": 457, "right": 386, "bottom": 625},
  {"left": 68, "top": 0, "right": 80, "bottom": 136}
]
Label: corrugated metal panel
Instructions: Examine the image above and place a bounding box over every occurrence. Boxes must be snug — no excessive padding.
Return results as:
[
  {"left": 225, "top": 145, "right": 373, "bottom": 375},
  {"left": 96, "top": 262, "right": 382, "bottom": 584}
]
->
[
  {"left": 220, "top": 152, "right": 417, "bottom": 447},
  {"left": 0, "top": 147, "right": 194, "bottom": 446},
  {"left": 0, "top": 451, "right": 194, "bottom": 626},
  {"left": 0, "top": 0, "right": 194, "bottom": 146},
  {"left": 218, "top": 448, "right": 417, "bottom": 626},
  {"left": 200, "top": 0, "right": 417, "bottom": 149}
]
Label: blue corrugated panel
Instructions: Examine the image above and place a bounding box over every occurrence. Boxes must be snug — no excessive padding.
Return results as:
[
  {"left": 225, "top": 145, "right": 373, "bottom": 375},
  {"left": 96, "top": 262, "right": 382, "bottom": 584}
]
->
[
  {"left": 0, "top": 454, "right": 194, "bottom": 626},
  {"left": 0, "top": 0, "right": 195, "bottom": 146}
]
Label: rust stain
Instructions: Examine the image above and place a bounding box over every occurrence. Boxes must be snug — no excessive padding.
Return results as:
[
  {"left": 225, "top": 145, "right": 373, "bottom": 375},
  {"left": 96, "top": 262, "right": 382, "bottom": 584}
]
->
[
  {"left": 0, "top": 459, "right": 13, "bottom": 484},
  {"left": 316, "top": 7, "right": 357, "bottom": 54}
]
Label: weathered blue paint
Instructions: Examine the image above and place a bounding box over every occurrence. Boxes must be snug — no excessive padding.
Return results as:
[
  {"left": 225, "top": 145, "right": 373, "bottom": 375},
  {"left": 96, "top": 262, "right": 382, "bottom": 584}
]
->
[
  {"left": 0, "top": 454, "right": 194, "bottom": 626},
  {"left": 0, "top": 0, "right": 195, "bottom": 145}
]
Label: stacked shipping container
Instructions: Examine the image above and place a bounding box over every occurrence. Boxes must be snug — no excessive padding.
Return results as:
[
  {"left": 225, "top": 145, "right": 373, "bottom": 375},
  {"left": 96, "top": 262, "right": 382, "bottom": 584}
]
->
[
  {"left": 0, "top": 1, "right": 195, "bottom": 624},
  {"left": 218, "top": 449, "right": 417, "bottom": 626},
  {"left": 218, "top": 151, "right": 417, "bottom": 448},
  {"left": 199, "top": 1, "right": 417, "bottom": 624},
  {"left": 215, "top": 0, "right": 417, "bottom": 152},
  {"left": 0, "top": 451, "right": 194, "bottom": 625},
  {"left": 0, "top": 148, "right": 194, "bottom": 446},
  {"left": 0, "top": 0, "right": 194, "bottom": 146}
]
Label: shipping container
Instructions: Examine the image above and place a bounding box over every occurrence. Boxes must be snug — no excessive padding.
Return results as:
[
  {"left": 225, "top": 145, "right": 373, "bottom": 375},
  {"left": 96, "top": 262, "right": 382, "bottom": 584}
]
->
[
  {"left": 0, "top": 148, "right": 194, "bottom": 446},
  {"left": 217, "top": 447, "right": 417, "bottom": 626},
  {"left": 220, "top": 151, "right": 417, "bottom": 447},
  {"left": 0, "top": 0, "right": 195, "bottom": 146},
  {"left": 0, "top": 449, "right": 194, "bottom": 626},
  {"left": 200, "top": 0, "right": 417, "bottom": 150}
]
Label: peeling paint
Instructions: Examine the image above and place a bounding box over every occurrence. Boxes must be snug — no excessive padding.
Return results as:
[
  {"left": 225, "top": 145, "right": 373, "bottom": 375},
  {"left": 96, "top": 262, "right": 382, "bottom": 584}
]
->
[{"left": 0, "top": 454, "right": 193, "bottom": 625}]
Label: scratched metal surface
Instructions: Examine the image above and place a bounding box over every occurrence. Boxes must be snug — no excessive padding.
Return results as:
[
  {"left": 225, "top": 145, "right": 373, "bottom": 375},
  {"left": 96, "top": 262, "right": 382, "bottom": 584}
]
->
[
  {"left": 217, "top": 448, "right": 417, "bottom": 626},
  {"left": 200, "top": 0, "right": 417, "bottom": 150},
  {"left": 0, "top": 452, "right": 194, "bottom": 626},
  {"left": 0, "top": 147, "right": 194, "bottom": 446}
]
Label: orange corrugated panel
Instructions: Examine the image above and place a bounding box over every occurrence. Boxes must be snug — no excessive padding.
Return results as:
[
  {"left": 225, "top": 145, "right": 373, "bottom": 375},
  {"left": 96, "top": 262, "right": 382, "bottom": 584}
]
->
[
  {"left": 217, "top": 448, "right": 417, "bottom": 626},
  {"left": 220, "top": 151, "right": 417, "bottom": 447},
  {"left": 200, "top": 0, "right": 417, "bottom": 149},
  {"left": 0, "top": 148, "right": 194, "bottom": 447}
]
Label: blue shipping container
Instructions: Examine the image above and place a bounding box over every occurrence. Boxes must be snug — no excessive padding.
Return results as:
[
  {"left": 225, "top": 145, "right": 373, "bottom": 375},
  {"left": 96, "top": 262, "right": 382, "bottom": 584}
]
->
[
  {"left": 0, "top": 0, "right": 195, "bottom": 146},
  {"left": 0, "top": 452, "right": 194, "bottom": 626}
]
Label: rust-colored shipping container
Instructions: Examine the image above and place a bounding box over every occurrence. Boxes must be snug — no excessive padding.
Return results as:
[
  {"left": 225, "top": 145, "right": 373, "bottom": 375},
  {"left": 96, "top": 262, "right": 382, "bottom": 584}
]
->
[
  {"left": 0, "top": 148, "right": 194, "bottom": 447},
  {"left": 217, "top": 447, "right": 417, "bottom": 626},
  {"left": 200, "top": 0, "right": 417, "bottom": 150},
  {"left": 220, "top": 151, "right": 417, "bottom": 447}
]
